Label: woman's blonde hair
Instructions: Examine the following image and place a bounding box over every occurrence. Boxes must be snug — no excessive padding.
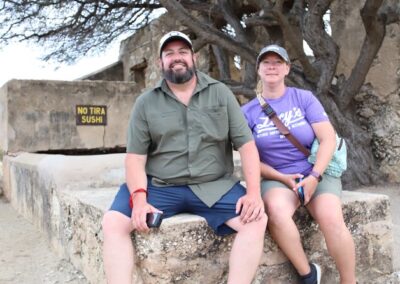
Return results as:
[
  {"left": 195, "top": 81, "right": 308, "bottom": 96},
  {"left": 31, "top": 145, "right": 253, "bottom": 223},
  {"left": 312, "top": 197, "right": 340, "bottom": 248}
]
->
[{"left": 256, "top": 80, "right": 263, "bottom": 95}]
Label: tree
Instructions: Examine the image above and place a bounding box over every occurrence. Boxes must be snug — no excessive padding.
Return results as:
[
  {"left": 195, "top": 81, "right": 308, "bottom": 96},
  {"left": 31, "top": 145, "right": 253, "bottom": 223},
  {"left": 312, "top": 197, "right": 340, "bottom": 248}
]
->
[{"left": 1, "top": 0, "right": 399, "bottom": 188}]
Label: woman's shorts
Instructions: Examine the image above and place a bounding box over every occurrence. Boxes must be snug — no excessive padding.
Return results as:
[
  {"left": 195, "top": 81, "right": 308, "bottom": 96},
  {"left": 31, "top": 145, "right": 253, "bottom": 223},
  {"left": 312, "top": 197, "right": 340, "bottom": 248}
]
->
[
  {"left": 109, "top": 179, "right": 246, "bottom": 236},
  {"left": 261, "top": 174, "right": 342, "bottom": 201}
]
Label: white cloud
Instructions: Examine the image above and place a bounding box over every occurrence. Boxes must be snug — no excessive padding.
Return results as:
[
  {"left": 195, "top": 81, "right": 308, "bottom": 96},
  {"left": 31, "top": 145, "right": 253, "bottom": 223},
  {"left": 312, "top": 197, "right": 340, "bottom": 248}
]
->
[{"left": 0, "top": 41, "right": 120, "bottom": 87}]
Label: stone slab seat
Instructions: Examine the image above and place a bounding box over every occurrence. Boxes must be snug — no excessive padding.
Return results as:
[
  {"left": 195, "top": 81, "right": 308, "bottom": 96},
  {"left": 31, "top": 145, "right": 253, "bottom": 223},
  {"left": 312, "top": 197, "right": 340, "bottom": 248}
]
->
[{"left": 2, "top": 153, "right": 395, "bottom": 284}]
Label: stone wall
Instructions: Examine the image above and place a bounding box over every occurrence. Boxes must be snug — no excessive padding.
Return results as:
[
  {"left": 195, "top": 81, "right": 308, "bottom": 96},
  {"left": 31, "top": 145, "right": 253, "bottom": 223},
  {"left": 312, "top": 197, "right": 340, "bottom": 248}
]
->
[
  {"left": 3, "top": 152, "right": 396, "bottom": 283},
  {"left": 0, "top": 79, "right": 140, "bottom": 153},
  {"left": 81, "top": 62, "right": 124, "bottom": 81},
  {"left": 331, "top": 0, "right": 400, "bottom": 182}
]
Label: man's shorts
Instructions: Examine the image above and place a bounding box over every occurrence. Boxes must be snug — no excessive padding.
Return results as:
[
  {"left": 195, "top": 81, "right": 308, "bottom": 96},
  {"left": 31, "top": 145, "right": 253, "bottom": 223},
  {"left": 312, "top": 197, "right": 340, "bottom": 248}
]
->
[
  {"left": 261, "top": 174, "right": 342, "bottom": 201},
  {"left": 109, "top": 178, "right": 246, "bottom": 236}
]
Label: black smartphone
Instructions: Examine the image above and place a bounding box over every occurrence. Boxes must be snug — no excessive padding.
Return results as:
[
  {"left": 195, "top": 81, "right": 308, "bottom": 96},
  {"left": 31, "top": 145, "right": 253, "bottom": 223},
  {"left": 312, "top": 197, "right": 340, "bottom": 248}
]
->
[
  {"left": 146, "top": 212, "right": 163, "bottom": 228},
  {"left": 295, "top": 177, "right": 305, "bottom": 206}
]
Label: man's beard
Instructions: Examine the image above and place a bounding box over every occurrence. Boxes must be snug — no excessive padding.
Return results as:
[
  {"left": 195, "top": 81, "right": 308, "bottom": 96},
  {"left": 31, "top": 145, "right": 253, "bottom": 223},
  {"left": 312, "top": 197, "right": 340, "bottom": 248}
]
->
[{"left": 162, "top": 60, "right": 196, "bottom": 84}]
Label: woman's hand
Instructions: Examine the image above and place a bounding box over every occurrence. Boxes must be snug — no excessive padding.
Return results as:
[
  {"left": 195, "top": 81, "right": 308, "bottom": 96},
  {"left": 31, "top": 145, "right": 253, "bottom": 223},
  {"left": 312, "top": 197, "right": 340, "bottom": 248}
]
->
[
  {"left": 293, "top": 175, "right": 319, "bottom": 205},
  {"left": 281, "top": 173, "right": 303, "bottom": 189}
]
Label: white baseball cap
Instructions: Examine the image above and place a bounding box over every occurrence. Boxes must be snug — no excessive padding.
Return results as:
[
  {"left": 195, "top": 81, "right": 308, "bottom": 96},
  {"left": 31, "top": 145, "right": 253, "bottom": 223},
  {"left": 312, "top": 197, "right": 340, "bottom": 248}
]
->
[{"left": 158, "top": 31, "right": 193, "bottom": 57}]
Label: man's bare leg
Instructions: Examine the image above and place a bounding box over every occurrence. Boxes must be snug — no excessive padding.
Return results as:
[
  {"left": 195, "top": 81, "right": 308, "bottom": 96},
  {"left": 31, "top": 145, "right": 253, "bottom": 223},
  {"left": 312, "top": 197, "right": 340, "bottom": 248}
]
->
[
  {"left": 102, "top": 211, "right": 135, "bottom": 284},
  {"left": 225, "top": 214, "right": 268, "bottom": 284}
]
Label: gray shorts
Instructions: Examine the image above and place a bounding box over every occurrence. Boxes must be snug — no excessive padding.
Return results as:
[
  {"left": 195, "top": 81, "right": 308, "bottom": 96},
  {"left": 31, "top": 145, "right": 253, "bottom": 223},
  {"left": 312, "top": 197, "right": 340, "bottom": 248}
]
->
[{"left": 261, "top": 174, "right": 342, "bottom": 201}]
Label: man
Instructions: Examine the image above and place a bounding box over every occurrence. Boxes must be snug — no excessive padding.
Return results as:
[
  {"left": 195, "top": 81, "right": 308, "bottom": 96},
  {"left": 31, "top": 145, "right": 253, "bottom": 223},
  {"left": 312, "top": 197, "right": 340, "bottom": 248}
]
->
[{"left": 102, "top": 31, "right": 267, "bottom": 284}]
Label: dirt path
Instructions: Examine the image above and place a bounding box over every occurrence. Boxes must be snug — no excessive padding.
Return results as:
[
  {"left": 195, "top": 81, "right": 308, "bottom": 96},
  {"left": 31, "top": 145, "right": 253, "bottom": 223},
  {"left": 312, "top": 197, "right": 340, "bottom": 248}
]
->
[{"left": 0, "top": 197, "right": 88, "bottom": 284}]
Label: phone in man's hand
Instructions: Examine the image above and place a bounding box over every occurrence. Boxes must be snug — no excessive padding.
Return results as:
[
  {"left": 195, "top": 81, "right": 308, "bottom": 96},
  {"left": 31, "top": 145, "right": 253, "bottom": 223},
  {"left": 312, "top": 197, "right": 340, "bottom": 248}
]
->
[{"left": 146, "top": 212, "right": 163, "bottom": 228}]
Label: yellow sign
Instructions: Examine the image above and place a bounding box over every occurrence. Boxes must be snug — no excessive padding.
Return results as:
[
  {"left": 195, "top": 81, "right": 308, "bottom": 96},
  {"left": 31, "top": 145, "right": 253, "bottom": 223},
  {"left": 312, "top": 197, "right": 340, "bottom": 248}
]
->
[{"left": 76, "top": 105, "right": 107, "bottom": 125}]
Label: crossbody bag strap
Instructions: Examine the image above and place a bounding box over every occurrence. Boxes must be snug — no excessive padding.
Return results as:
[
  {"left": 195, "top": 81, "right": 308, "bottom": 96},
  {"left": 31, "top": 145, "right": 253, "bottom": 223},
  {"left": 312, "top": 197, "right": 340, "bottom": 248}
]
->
[{"left": 257, "top": 94, "right": 311, "bottom": 156}]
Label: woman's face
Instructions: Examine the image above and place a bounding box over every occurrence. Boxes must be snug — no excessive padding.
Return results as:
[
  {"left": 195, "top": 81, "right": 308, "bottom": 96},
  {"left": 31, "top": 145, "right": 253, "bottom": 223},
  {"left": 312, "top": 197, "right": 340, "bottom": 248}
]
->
[{"left": 257, "top": 53, "right": 290, "bottom": 86}]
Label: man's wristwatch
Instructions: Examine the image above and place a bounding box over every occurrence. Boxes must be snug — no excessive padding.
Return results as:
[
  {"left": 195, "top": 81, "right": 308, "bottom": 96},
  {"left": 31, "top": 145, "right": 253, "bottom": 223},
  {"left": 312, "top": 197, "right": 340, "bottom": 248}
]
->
[{"left": 309, "top": 170, "right": 322, "bottom": 182}]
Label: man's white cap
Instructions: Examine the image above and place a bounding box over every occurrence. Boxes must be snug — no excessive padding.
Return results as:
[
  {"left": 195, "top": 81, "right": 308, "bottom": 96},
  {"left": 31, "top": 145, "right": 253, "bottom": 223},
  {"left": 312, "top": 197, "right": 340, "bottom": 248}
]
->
[{"left": 158, "top": 31, "right": 193, "bottom": 57}]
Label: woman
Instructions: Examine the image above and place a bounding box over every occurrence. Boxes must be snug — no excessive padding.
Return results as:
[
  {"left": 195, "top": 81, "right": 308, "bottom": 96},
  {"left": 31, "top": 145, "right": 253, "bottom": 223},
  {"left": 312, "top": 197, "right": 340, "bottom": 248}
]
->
[{"left": 242, "top": 44, "right": 356, "bottom": 284}]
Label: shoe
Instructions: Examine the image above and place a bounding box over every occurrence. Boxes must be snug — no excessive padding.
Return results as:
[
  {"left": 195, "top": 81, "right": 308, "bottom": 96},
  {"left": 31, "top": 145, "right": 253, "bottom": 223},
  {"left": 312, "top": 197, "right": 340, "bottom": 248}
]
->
[{"left": 299, "top": 263, "right": 321, "bottom": 284}]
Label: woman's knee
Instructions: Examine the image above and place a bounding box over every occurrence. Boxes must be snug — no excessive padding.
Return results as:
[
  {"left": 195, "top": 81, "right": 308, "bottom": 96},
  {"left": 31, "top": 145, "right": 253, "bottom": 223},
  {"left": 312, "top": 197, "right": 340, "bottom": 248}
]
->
[
  {"left": 317, "top": 213, "right": 348, "bottom": 236},
  {"left": 265, "top": 201, "right": 294, "bottom": 226},
  {"left": 102, "top": 210, "right": 132, "bottom": 236}
]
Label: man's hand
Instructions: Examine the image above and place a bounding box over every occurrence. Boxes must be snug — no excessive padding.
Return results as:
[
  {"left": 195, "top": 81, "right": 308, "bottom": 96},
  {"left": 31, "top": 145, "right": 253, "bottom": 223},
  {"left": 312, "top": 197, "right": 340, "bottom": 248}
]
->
[
  {"left": 131, "top": 194, "right": 162, "bottom": 233},
  {"left": 236, "top": 192, "right": 265, "bottom": 224}
]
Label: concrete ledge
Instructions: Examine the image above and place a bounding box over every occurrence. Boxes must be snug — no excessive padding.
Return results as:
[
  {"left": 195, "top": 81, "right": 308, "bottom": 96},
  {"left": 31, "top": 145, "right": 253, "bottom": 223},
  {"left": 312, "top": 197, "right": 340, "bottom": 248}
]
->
[
  {"left": 2, "top": 153, "right": 396, "bottom": 283},
  {"left": 132, "top": 191, "right": 394, "bottom": 284}
]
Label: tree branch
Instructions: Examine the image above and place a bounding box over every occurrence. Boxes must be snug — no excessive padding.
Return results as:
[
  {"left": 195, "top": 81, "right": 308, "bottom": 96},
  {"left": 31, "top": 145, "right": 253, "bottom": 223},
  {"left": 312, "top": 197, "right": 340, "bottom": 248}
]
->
[
  {"left": 158, "top": 0, "right": 257, "bottom": 63},
  {"left": 218, "top": 0, "right": 247, "bottom": 42},
  {"left": 222, "top": 81, "right": 256, "bottom": 98},
  {"left": 217, "top": 0, "right": 257, "bottom": 89},
  {"left": 303, "top": 0, "right": 339, "bottom": 96},
  {"left": 337, "top": 0, "right": 386, "bottom": 109},
  {"left": 211, "top": 44, "right": 231, "bottom": 80}
]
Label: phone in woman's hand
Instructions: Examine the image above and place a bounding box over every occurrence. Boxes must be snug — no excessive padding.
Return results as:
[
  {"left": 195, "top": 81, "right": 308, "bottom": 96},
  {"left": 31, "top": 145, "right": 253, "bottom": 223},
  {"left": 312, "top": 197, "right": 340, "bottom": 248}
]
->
[{"left": 295, "top": 177, "right": 305, "bottom": 206}]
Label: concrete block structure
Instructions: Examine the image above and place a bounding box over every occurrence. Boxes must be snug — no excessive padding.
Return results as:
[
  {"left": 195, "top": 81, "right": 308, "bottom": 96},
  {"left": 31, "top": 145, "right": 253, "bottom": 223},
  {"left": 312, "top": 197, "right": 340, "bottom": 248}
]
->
[{"left": 0, "top": 79, "right": 139, "bottom": 153}]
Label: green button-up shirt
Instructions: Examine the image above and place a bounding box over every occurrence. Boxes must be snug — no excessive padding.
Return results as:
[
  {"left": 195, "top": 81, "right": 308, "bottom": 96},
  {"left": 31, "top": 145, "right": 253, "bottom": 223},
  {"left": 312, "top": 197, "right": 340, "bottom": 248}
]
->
[{"left": 127, "top": 71, "right": 253, "bottom": 207}]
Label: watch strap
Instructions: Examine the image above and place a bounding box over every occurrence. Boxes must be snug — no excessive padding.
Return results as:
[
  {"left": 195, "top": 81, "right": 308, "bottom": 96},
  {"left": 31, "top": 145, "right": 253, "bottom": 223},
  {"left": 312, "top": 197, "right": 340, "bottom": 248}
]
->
[{"left": 309, "top": 170, "right": 322, "bottom": 182}]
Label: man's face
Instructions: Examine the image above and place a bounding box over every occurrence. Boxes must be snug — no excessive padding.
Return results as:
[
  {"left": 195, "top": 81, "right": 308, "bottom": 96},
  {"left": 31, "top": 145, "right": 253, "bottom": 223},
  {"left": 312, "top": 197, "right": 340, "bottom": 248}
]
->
[{"left": 160, "top": 40, "right": 196, "bottom": 84}]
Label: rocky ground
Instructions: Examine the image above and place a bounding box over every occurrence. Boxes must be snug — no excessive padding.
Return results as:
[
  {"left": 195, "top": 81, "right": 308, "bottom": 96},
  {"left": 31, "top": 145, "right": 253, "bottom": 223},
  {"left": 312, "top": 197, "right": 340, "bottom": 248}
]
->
[{"left": 0, "top": 185, "right": 399, "bottom": 283}]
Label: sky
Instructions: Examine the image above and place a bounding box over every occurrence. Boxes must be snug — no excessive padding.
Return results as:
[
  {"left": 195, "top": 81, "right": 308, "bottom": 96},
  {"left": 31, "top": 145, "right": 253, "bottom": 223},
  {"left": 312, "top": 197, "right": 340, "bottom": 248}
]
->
[{"left": 0, "top": 41, "right": 120, "bottom": 88}]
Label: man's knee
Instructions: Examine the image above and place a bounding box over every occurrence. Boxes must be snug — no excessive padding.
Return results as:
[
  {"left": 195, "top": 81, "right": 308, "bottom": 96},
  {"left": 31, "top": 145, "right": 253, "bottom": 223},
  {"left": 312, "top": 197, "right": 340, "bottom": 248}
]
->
[
  {"left": 240, "top": 213, "right": 268, "bottom": 234},
  {"left": 102, "top": 210, "right": 133, "bottom": 236},
  {"left": 258, "top": 212, "right": 268, "bottom": 228}
]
